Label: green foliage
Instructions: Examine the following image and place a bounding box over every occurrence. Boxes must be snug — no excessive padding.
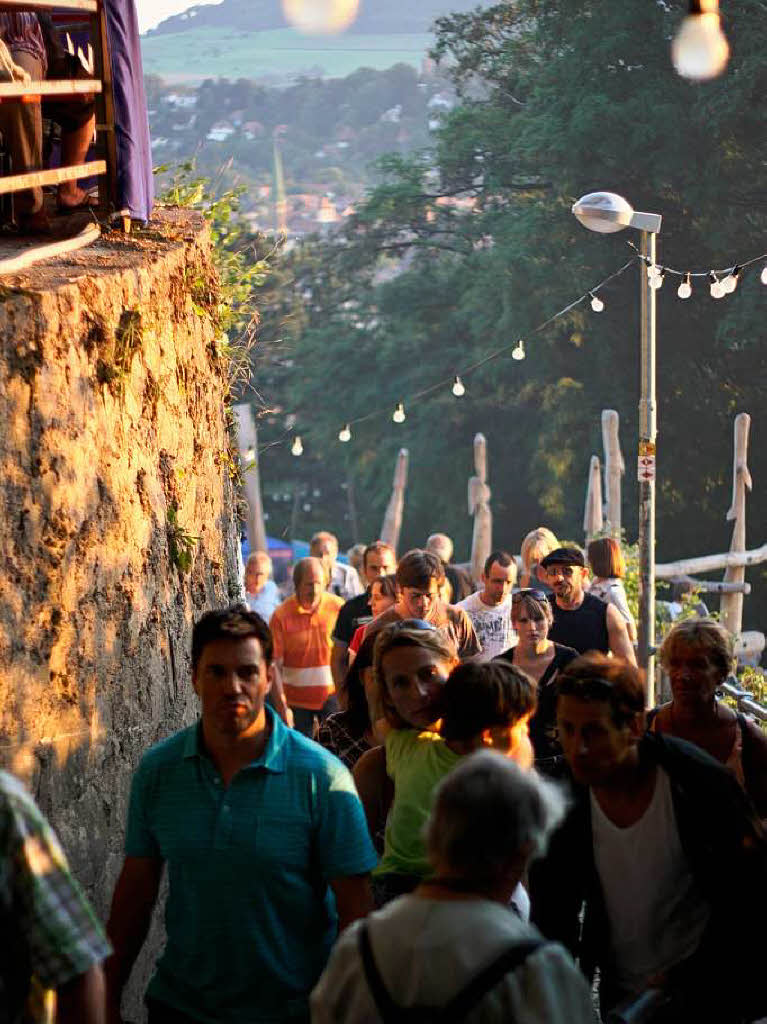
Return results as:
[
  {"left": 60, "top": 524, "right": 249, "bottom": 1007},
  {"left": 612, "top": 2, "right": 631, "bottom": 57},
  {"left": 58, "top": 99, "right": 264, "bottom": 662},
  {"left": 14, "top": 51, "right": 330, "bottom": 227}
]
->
[{"left": 167, "top": 503, "right": 198, "bottom": 573}]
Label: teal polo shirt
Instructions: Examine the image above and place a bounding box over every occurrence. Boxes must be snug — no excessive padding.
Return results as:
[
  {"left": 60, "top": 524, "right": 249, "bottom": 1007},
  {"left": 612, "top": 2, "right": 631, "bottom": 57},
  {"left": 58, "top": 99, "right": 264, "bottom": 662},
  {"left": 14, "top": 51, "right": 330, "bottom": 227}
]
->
[{"left": 125, "top": 707, "right": 377, "bottom": 1023}]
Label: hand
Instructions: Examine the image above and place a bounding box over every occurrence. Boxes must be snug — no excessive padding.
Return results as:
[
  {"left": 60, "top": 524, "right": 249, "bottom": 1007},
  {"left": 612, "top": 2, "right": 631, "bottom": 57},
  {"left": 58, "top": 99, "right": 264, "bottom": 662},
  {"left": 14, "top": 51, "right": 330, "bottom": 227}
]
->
[{"left": 285, "top": 706, "right": 294, "bottom": 729}]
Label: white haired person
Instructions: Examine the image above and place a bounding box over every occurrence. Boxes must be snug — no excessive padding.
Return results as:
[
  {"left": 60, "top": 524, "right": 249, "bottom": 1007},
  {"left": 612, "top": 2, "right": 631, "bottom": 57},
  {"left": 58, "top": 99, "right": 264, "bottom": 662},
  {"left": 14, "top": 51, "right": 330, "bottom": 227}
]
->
[{"left": 311, "top": 751, "right": 594, "bottom": 1023}]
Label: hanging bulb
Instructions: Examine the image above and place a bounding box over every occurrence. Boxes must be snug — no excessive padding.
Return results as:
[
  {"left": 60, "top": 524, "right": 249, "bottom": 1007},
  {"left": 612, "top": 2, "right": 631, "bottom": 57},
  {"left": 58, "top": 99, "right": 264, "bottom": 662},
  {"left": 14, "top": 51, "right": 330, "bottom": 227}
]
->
[
  {"left": 243, "top": 447, "right": 256, "bottom": 464},
  {"left": 709, "top": 272, "right": 725, "bottom": 299},
  {"left": 677, "top": 273, "right": 693, "bottom": 299},
  {"left": 338, "top": 424, "right": 351, "bottom": 442},
  {"left": 590, "top": 292, "right": 604, "bottom": 312},
  {"left": 722, "top": 266, "right": 740, "bottom": 294},
  {"left": 392, "top": 402, "right": 406, "bottom": 424},
  {"left": 647, "top": 262, "right": 661, "bottom": 282},
  {"left": 761, "top": 265, "right": 767, "bottom": 286},
  {"left": 452, "top": 375, "right": 466, "bottom": 397},
  {"left": 512, "top": 339, "right": 526, "bottom": 361},
  {"left": 671, "top": 1, "right": 730, "bottom": 82},
  {"left": 291, "top": 435, "right": 303, "bottom": 456},
  {"left": 650, "top": 269, "right": 665, "bottom": 291}
]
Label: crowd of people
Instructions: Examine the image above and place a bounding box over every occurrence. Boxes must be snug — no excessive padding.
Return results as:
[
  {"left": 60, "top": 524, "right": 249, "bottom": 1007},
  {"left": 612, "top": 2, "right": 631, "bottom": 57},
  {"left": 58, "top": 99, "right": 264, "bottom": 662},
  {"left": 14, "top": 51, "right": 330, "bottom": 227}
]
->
[{"left": 5, "top": 526, "right": 767, "bottom": 1024}]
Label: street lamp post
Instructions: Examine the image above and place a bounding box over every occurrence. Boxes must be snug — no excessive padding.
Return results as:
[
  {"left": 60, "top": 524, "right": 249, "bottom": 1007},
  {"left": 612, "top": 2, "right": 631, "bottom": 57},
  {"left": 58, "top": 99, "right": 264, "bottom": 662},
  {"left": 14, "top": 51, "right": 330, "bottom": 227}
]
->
[{"left": 572, "top": 192, "right": 662, "bottom": 705}]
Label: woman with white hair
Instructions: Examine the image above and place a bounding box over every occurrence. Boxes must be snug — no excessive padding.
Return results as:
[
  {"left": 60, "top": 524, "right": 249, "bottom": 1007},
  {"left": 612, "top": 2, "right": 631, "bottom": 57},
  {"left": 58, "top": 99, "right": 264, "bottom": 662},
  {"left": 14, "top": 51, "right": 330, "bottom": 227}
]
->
[{"left": 311, "top": 752, "right": 595, "bottom": 1023}]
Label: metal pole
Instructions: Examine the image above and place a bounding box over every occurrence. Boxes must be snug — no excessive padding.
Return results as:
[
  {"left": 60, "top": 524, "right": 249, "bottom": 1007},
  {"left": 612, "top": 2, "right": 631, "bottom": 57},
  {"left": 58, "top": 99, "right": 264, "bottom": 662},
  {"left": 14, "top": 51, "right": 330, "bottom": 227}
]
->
[{"left": 638, "top": 231, "right": 657, "bottom": 705}]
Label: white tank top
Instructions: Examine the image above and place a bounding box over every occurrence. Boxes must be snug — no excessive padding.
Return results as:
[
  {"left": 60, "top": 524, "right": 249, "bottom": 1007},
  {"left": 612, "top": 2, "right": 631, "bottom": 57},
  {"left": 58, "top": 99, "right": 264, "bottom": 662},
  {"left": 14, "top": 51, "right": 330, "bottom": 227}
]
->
[{"left": 590, "top": 768, "right": 710, "bottom": 991}]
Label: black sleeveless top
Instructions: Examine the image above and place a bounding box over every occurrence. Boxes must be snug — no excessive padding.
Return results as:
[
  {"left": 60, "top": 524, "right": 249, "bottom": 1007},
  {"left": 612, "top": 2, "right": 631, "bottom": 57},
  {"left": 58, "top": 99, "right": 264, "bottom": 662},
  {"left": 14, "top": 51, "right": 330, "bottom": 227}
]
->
[{"left": 548, "top": 592, "right": 609, "bottom": 654}]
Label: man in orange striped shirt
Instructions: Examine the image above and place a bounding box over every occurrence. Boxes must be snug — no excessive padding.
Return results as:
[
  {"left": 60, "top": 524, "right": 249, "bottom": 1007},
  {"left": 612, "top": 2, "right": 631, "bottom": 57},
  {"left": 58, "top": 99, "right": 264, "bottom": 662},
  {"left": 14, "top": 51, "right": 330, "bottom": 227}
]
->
[{"left": 272, "top": 557, "right": 344, "bottom": 737}]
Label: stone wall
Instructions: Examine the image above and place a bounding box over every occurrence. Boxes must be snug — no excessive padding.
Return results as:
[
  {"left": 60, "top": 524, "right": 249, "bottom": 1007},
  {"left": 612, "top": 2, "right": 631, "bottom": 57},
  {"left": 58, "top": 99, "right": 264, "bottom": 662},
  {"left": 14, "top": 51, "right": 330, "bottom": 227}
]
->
[{"left": 0, "top": 209, "right": 243, "bottom": 1018}]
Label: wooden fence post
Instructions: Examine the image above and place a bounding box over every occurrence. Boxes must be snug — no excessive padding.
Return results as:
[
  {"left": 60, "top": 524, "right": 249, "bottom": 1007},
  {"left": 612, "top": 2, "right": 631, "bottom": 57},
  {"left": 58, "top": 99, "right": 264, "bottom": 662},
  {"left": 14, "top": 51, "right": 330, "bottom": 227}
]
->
[
  {"left": 721, "top": 413, "right": 752, "bottom": 636},
  {"left": 381, "top": 448, "right": 409, "bottom": 555},
  {"left": 601, "top": 409, "right": 623, "bottom": 537},
  {"left": 584, "top": 455, "right": 604, "bottom": 544},
  {"left": 469, "top": 433, "right": 492, "bottom": 584}
]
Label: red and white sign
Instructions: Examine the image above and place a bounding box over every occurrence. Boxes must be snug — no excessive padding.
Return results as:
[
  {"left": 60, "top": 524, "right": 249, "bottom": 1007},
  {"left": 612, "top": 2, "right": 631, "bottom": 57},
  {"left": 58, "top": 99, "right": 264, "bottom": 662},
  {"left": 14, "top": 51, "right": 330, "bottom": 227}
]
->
[{"left": 637, "top": 455, "right": 656, "bottom": 483}]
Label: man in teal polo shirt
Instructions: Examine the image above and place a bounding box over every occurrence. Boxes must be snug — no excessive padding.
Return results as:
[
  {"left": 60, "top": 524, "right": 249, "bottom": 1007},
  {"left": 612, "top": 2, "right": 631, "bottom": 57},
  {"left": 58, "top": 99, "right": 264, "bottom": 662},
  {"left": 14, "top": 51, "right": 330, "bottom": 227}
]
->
[{"left": 105, "top": 605, "right": 377, "bottom": 1024}]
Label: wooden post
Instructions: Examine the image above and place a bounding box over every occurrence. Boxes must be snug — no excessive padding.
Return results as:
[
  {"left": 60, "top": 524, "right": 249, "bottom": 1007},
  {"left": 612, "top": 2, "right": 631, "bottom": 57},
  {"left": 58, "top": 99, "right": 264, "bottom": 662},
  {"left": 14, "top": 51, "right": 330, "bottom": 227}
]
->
[
  {"left": 469, "top": 433, "right": 492, "bottom": 584},
  {"left": 601, "top": 409, "right": 623, "bottom": 537},
  {"left": 233, "top": 403, "right": 267, "bottom": 554},
  {"left": 721, "top": 413, "right": 752, "bottom": 636},
  {"left": 381, "top": 448, "right": 408, "bottom": 555},
  {"left": 584, "top": 455, "right": 604, "bottom": 544},
  {"left": 655, "top": 543, "right": 767, "bottom": 578}
]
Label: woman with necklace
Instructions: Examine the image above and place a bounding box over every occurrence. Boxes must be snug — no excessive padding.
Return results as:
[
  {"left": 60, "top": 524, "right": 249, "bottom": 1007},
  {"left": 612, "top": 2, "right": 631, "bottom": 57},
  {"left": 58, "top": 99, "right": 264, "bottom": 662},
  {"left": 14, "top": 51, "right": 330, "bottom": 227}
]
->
[
  {"left": 495, "top": 590, "right": 578, "bottom": 770},
  {"left": 651, "top": 618, "right": 767, "bottom": 819}
]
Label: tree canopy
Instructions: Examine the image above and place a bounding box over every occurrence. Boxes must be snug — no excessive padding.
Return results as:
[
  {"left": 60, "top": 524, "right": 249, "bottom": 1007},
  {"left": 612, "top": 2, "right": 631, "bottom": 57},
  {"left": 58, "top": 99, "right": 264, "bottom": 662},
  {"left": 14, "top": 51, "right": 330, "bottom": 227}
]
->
[{"left": 252, "top": 0, "right": 767, "bottom": 626}]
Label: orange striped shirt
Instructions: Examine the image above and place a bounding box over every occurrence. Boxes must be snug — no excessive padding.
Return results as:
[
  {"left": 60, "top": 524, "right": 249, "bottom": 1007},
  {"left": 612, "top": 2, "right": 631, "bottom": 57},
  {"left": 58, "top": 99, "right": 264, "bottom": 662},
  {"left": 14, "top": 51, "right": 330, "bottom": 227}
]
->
[{"left": 271, "top": 592, "right": 344, "bottom": 711}]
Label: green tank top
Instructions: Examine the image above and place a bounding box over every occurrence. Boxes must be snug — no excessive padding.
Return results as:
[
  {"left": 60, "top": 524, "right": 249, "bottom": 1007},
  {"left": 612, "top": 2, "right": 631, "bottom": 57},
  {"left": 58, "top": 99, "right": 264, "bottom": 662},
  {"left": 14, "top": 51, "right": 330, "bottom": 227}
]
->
[{"left": 375, "top": 728, "right": 462, "bottom": 878}]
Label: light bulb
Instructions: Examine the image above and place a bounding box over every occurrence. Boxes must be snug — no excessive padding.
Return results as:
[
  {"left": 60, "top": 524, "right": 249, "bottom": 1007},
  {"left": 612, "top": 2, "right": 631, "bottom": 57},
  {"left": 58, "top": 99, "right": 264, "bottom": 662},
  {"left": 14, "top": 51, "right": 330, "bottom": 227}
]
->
[
  {"left": 281, "top": 0, "right": 360, "bottom": 35},
  {"left": 647, "top": 263, "right": 661, "bottom": 282},
  {"left": 761, "top": 266, "right": 767, "bottom": 286},
  {"left": 723, "top": 266, "right": 740, "bottom": 294},
  {"left": 709, "top": 272, "right": 725, "bottom": 299},
  {"left": 392, "top": 402, "right": 406, "bottom": 424},
  {"left": 650, "top": 270, "right": 665, "bottom": 291},
  {"left": 677, "top": 273, "right": 692, "bottom": 300},
  {"left": 452, "top": 375, "right": 466, "bottom": 397},
  {"left": 590, "top": 293, "right": 604, "bottom": 313},
  {"left": 291, "top": 435, "right": 303, "bottom": 456},
  {"left": 243, "top": 447, "right": 256, "bottom": 464},
  {"left": 671, "top": 6, "right": 730, "bottom": 82},
  {"left": 512, "top": 339, "right": 526, "bottom": 361},
  {"left": 338, "top": 424, "right": 351, "bottom": 442}
]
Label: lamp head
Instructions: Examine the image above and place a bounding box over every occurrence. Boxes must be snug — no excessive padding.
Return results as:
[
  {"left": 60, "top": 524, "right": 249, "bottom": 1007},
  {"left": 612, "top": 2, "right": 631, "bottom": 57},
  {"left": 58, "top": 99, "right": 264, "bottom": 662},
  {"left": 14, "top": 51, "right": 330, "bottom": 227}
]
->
[{"left": 572, "top": 191, "right": 662, "bottom": 234}]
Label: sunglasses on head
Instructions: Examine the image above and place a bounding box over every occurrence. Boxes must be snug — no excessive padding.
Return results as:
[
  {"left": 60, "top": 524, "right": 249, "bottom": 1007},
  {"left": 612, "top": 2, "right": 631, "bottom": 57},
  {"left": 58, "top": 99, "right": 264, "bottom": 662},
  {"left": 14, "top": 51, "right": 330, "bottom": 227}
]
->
[
  {"left": 512, "top": 589, "right": 548, "bottom": 602},
  {"left": 391, "top": 618, "right": 437, "bottom": 632}
]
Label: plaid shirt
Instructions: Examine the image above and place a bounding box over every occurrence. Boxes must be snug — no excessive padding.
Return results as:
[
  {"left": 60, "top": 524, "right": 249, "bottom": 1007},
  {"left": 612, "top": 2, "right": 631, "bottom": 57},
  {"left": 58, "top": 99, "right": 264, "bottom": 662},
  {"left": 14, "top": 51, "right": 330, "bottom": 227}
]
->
[{"left": 0, "top": 770, "right": 111, "bottom": 1024}]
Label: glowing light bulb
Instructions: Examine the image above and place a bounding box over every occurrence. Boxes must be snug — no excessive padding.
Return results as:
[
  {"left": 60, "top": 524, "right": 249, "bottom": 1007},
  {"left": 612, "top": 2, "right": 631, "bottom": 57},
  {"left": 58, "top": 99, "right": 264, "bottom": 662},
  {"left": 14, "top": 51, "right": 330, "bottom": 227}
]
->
[
  {"left": 392, "top": 402, "right": 406, "bottom": 424},
  {"left": 452, "top": 375, "right": 466, "bottom": 397},
  {"left": 281, "top": 0, "right": 360, "bottom": 35},
  {"left": 590, "top": 293, "right": 604, "bottom": 313},
  {"left": 761, "top": 266, "right": 767, "bottom": 286},
  {"left": 512, "top": 339, "right": 526, "bottom": 361},
  {"left": 243, "top": 447, "right": 256, "bottom": 464},
  {"left": 647, "top": 263, "right": 661, "bottom": 282},
  {"left": 677, "top": 273, "right": 692, "bottom": 300},
  {"left": 291, "top": 435, "right": 303, "bottom": 456},
  {"left": 723, "top": 266, "right": 740, "bottom": 294},
  {"left": 338, "top": 424, "right": 351, "bottom": 442},
  {"left": 671, "top": 5, "right": 730, "bottom": 82},
  {"left": 650, "top": 270, "right": 665, "bottom": 291},
  {"left": 709, "top": 272, "right": 725, "bottom": 299}
]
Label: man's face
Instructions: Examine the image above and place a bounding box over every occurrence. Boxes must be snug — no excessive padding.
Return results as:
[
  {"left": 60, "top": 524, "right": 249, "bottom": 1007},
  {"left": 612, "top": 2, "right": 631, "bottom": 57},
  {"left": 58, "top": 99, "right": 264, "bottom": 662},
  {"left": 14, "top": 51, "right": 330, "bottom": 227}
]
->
[
  {"left": 297, "top": 562, "right": 325, "bottom": 610},
  {"left": 398, "top": 579, "right": 441, "bottom": 620},
  {"left": 193, "top": 635, "right": 270, "bottom": 738},
  {"left": 312, "top": 539, "right": 335, "bottom": 583},
  {"left": 482, "top": 561, "right": 516, "bottom": 606},
  {"left": 380, "top": 645, "right": 454, "bottom": 729},
  {"left": 556, "top": 694, "right": 639, "bottom": 786},
  {"left": 546, "top": 563, "right": 587, "bottom": 603},
  {"left": 245, "top": 556, "right": 270, "bottom": 595},
  {"left": 363, "top": 548, "right": 396, "bottom": 586}
]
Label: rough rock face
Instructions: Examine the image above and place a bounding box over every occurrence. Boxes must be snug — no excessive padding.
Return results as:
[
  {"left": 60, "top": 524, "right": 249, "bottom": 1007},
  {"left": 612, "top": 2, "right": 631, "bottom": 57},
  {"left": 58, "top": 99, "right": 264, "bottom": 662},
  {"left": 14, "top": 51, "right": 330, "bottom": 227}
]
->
[{"left": 0, "top": 208, "right": 243, "bottom": 1017}]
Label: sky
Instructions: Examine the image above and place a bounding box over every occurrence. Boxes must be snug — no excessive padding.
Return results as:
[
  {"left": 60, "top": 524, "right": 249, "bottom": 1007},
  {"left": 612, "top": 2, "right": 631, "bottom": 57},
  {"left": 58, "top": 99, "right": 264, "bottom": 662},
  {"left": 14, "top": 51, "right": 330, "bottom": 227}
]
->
[{"left": 136, "top": 0, "right": 220, "bottom": 34}]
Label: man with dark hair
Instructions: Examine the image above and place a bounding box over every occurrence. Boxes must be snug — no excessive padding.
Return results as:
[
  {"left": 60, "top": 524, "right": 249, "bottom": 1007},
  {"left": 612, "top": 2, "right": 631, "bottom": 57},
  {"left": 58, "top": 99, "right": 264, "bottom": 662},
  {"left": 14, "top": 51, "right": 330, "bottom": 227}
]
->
[
  {"left": 456, "top": 550, "right": 517, "bottom": 661},
  {"left": 530, "top": 652, "right": 767, "bottom": 1022},
  {"left": 364, "top": 549, "right": 480, "bottom": 661},
  {"left": 541, "top": 547, "right": 635, "bottom": 663},
  {"left": 106, "top": 604, "right": 376, "bottom": 1024},
  {"left": 272, "top": 556, "right": 344, "bottom": 736},
  {"left": 331, "top": 541, "right": 396, "bottom": 689}
]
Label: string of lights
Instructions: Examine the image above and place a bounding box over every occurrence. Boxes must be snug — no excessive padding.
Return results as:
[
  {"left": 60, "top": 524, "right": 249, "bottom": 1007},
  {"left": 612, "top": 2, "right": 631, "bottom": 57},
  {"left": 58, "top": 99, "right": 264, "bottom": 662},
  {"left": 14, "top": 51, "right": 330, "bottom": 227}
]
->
[{"left": 283, "top": 245, "right": 767, "bottom": 455}]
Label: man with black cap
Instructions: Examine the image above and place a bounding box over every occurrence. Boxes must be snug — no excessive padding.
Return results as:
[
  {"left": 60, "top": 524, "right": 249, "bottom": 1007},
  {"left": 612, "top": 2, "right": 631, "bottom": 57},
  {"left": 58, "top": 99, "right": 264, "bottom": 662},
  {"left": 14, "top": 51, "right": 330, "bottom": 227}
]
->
[{"left": 541, "top": 547, "right": 636, "bottom": 664}]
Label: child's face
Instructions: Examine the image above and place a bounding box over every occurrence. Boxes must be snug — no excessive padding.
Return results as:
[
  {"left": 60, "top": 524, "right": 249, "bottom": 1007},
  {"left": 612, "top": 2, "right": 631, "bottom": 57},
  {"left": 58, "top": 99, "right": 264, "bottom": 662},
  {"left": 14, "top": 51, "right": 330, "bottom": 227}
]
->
[
  {"left": 381, "top": 645, "right": 454, "bottom": 730},
  {"left": 483, "top": 713, "right": 534, "bottom": 769}
]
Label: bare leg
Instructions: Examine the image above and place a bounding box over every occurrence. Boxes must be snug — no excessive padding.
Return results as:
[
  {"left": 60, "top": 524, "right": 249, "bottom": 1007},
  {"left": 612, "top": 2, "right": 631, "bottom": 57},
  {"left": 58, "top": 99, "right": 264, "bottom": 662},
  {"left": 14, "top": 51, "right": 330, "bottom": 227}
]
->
[{"left": 58, "top": 112, "right": 95, "bottom": 206}]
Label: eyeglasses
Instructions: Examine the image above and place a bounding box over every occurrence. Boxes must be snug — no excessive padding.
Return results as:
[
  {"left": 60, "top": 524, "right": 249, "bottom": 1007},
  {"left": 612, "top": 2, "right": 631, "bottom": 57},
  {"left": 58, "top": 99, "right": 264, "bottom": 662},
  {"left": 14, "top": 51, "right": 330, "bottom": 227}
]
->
[
  {"left": 545, "top": 565, "right": 577, "bottom": 578},
  {"left": 512, "top": 589, "right": 548, "bottom": 602},
  {"left": 391, "top": 618, "right": 437, "bottom": 632}
]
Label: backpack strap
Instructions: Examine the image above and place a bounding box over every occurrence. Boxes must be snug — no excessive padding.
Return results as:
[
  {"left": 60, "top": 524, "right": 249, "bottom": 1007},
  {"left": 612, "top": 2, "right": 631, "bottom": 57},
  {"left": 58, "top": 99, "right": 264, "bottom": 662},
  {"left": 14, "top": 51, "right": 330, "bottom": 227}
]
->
[
  {"left": 358, "top": 921, "right": 403, "bottom": 1024},
  {"left": 440, "top": 939, "right": 545, "bottom": 1022}
]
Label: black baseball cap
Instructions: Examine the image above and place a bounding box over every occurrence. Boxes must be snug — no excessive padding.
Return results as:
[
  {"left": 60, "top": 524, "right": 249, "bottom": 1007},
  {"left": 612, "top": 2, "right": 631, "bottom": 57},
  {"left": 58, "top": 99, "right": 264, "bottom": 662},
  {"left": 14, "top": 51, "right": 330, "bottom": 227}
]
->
[{"left": 539, "top": 546, "right": 586, "bottom": 569}]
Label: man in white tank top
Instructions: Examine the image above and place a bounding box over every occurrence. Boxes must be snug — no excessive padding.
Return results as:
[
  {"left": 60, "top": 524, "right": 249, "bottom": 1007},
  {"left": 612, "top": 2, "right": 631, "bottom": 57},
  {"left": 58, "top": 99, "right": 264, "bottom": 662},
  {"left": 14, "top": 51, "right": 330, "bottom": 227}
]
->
[{"left": 529, "top": 652, "right": 767, "bottom": 1023}]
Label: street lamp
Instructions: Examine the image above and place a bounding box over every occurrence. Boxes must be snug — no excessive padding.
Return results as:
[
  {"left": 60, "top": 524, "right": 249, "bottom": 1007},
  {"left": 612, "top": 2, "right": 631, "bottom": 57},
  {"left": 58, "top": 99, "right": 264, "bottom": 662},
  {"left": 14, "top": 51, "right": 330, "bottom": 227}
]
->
[{"left": 572, "top": 191, "right": 663, "bottom": 704}]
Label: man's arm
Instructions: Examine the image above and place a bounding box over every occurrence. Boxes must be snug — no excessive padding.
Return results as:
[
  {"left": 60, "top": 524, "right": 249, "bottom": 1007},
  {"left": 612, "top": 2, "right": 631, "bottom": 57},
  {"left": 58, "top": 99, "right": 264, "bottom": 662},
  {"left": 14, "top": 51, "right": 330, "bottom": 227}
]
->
[
  {"left": 105, "top": 856, "right": 163, "bottom": 1023},
  {"left": 606, "top": 603, "right": 637, "bottom": 664},
  {"left": 329, "top": 875, "right": 373, "bottom": 932},
  {"left": 330, "top": 640, "right": 350, "bottom": 699},
  {"left": 57, "top": 962, "right": 106, "bottom": 1024},
  {"left": 270, "top": 659, "right": 293, "bottom": 727}
]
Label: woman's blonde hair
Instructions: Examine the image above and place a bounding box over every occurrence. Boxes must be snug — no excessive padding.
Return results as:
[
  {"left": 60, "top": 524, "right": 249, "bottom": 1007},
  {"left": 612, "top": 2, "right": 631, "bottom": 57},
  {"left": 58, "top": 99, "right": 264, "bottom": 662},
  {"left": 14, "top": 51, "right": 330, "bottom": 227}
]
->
[
  {"left": 659, "top": 618, "right": 734, "bottom": 682},
  {"left": 373, "top": 622, "right": 458, "bottom": 728},
  {"left": 520, "top": 527, "right": 559, "bottom": 572}
]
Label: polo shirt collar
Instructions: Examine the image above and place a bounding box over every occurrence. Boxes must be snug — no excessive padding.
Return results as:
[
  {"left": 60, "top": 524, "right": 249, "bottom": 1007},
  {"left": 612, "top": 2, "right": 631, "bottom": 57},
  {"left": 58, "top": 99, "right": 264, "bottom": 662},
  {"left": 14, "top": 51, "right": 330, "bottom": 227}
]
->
[{"left": 182, "top": 706, "right": 289, "bottom": 774}]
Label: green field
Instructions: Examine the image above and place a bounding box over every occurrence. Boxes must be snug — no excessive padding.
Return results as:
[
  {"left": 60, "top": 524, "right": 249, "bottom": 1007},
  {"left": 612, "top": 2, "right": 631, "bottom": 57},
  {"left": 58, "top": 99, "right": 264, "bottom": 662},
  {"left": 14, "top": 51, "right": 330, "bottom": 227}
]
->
[{"left": 140, "top": 27, "right": 433, "bottom": 81}]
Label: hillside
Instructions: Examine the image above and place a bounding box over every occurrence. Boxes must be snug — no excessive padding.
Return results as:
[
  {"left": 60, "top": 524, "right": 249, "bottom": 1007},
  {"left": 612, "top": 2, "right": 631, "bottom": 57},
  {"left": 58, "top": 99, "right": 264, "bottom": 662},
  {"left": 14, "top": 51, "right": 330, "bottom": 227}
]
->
[{"left": 148, "top": 0, "right": 487, "bottom": 36}]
